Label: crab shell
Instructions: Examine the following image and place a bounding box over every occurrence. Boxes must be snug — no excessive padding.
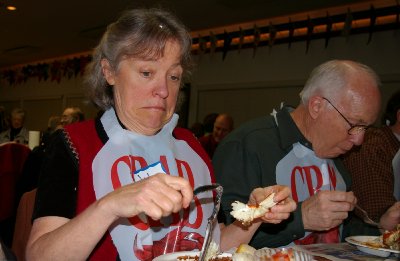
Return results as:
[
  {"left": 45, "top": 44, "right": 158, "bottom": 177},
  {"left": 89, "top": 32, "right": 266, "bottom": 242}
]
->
[{"left": 230, "top": 193, "right": 276, "bottom": 225}]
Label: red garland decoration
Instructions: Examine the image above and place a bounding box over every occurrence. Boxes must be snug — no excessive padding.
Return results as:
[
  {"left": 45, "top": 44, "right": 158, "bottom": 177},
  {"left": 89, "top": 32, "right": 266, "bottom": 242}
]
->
[{"left": 0, "top": 55, "right": 92, "bottom": 86}]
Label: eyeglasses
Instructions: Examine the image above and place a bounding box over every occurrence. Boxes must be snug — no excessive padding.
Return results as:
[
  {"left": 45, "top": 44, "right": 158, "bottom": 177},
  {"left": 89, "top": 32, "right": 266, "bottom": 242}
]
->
[{"left": 322, "top": 97, "right": 369, "bottom": 135}]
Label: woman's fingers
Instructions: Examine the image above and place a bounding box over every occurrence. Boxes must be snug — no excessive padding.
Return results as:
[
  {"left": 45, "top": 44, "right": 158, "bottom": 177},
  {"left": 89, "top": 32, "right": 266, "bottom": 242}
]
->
[{"left": 104, "top": 173, "right": 193, "bottom": 220}]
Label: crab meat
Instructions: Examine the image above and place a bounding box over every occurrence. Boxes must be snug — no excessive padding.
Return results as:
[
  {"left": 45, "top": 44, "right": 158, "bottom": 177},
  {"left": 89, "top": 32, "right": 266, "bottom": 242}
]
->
[
  {"left": 382, "top": 224, "right": 400, "bottom": 250},
  {"left": 230, "top": 193, "right": 276, "bottom": 225}
]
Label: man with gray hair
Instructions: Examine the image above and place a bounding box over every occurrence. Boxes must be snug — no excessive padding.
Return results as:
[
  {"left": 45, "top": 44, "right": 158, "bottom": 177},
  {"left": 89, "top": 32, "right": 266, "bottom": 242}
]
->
[
  {"left": 0, "top": 107, "right": 29, "bottom": 145},
  {"left": 214, "top": 60, "right": 381, "bottom": 248},
  {"left": 60, "top": 107, "right": 85, "bottom": 126}
]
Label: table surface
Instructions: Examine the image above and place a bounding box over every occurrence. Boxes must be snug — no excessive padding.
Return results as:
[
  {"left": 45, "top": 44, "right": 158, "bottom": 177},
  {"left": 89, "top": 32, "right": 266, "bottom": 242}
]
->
[{"left": 294, "top": 243, "right": 399, "bottom": 261}]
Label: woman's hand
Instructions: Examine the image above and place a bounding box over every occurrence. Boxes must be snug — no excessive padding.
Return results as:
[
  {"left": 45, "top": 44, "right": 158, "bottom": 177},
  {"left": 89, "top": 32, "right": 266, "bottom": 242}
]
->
[
  {"left": 98, "top": 173, "right": 193, "bottom": 221},
  {"left": 249, "top": 185, "right": 297, "bottom": 224}
]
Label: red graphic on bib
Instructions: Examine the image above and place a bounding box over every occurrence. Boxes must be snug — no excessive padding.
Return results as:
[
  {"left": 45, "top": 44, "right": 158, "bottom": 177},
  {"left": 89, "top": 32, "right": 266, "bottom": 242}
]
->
[
  {"left": 295, "top": 227, "right": 339, "bottom": 245},
  {"left": 290, "top": 164, "right": 340, "bottom": 244},
  {"left": 133, "top": 229, "right": 204, "bottom": 260},
  {"left": 109, "top": 154, "right": 207, "bottom": 260},
  {"left": 290, "top": 164, "right": 337, "bottom": 202}
]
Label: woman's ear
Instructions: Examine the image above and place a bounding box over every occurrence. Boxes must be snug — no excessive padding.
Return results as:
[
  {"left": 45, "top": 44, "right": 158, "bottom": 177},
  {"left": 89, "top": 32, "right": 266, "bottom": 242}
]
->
[
  {"left": 101, "top": 59, "right": 115, "bottom": 85},
  {"left": 308, "top": 96, "right": 324, "bottom": 120}
]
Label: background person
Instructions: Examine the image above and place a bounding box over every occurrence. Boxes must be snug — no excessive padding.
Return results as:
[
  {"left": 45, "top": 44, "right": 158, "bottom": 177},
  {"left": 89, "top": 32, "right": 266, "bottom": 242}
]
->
[
  {"left": 213, "top": 60, "right": 381, "bottom": 248},
  {"left": 199, "top": 113, "right": 234, "bottom": 159},
  {"left": 40, "top": 115, "right": 62, "bottom": 146},
  {"left": 0, "top": 108, "right": 29, "bottom": 145},
  {"left": 202, "top": 112, "right": 218, "bottom": 136},
  {"left": 343, "top": 90, "right": 400, "bottom": 236},
  {"left": 189, "top": 121, "right": 204, "bottom": 138},
  {"left": 26, "top": 8, "right": 295, "bottom": 261},
  {"left": 60, "top": 106, "right": 85, "bottom": 126},
  {"left": 16, "top": 115, "right": 62, "bottom": 207}
]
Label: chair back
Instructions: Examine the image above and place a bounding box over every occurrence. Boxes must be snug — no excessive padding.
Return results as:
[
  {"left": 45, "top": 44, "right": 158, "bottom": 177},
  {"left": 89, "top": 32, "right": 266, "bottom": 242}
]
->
[
  {"left": 0, "top": 143, "right": 31, "bottom": 221},
  {"left": 12, "top": 188, "right": 37, "bottom": 261}
]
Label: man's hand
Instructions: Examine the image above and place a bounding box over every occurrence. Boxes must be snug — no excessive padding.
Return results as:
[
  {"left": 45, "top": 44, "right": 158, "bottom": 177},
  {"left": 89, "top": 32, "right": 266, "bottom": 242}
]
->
[
  {"left": 301, "top": 190, "right": 356, "bottom": 231},
  {"left": 250, "top": 185, "right": 297, "bottom": 224},
  {"left": 380, "top": 201, "right": 400, "bottom": 231}
]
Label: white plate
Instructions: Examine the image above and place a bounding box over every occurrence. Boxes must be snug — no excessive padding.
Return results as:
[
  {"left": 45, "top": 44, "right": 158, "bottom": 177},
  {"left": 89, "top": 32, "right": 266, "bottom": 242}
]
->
[
  {"left": 153, "top": 251, "right": 232, "bottom": 261},
  {"left": 255, "top": 247, "right": 313, "bottom": 261},
  {"left": 345, "top": 236, "right": 400, "bottom": 257},
  {"left": 153, "top": 251, "right": 199, "bottom": 261}
]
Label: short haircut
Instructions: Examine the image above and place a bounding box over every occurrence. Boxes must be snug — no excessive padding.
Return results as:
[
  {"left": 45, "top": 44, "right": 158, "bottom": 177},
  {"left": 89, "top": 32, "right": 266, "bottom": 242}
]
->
[
  {"left": 300, "top": 60, "right": 380, "bottom": 104},
  {"left": 84, "top": 8, "right": 193, "bottom": 110},
  {"left": 11, "top": 107, "right": 26, "bottom": 120}
]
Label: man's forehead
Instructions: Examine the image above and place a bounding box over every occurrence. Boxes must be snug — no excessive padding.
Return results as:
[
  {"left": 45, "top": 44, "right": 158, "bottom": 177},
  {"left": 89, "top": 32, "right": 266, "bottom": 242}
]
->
[
  {"left": 12, "top": 115, "right": 23, "bottom": 119},
  {"left": 215, "top": 121, "right": 231, "bottom": 129},
  {"left": 63, "top": 109, "right": 74, "bottom": 115}
]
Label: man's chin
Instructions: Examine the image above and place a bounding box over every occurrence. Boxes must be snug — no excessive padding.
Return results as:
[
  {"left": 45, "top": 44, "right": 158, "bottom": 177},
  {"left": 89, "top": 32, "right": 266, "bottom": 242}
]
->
[{"left": 316, "top": 151, "right": 342, "bottom": 159}]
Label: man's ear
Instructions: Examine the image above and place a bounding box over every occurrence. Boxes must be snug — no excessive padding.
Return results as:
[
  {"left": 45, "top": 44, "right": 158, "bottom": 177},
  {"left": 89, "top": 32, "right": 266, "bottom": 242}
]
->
[
  {"left": 308, "top": 96, "right": 324, "bottom": 120},
  {"left": 101, "top": 59, "right": 115, "bottom": 85}
]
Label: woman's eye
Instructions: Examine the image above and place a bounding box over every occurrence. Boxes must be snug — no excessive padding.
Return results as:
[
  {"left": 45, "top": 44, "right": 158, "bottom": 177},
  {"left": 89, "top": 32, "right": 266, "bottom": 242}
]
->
[
  {"left": 141, "top": 71, "right": 151, "bottom": 77},
  {"left": 170, "top": 75, "right": 180, "bottom": 81}
]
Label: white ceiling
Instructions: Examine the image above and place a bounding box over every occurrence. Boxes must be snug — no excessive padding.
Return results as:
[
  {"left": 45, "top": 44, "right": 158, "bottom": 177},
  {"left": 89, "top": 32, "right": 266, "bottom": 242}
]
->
[{"left": 0, "top": 0, "right": 378, "bottom": 68}]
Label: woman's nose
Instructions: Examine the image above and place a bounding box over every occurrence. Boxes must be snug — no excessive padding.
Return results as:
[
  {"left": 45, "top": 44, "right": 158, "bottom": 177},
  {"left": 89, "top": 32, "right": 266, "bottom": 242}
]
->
[{"left": 153, "top": 77, "right": 169, "bottom": 98}]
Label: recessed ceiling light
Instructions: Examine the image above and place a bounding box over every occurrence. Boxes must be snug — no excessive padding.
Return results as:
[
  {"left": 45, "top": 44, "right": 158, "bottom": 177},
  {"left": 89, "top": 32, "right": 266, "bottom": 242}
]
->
[{"left": 6, "top": 5, "right": 17, "bottom": 11}]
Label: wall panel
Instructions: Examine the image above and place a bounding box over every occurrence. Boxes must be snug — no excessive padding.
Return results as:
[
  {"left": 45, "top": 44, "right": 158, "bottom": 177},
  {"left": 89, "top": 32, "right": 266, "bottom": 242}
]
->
[
  {"left": 197, "top": 84, "right": 303, "bottom": 127},
  {"left": 0, "top": 30, "right": 399, "bottom": 131},
  {"left": 23, "top": 97, "right": 63, "bottom": 131},
  {"left": 0, "top": 100, "right": 22, "bottom": 116},
  {"left": 195, "top": 77, "right": 400, "bottom": 128},
  {"left": 65, "top": 95, "right": 99, "bottom": 120}
]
